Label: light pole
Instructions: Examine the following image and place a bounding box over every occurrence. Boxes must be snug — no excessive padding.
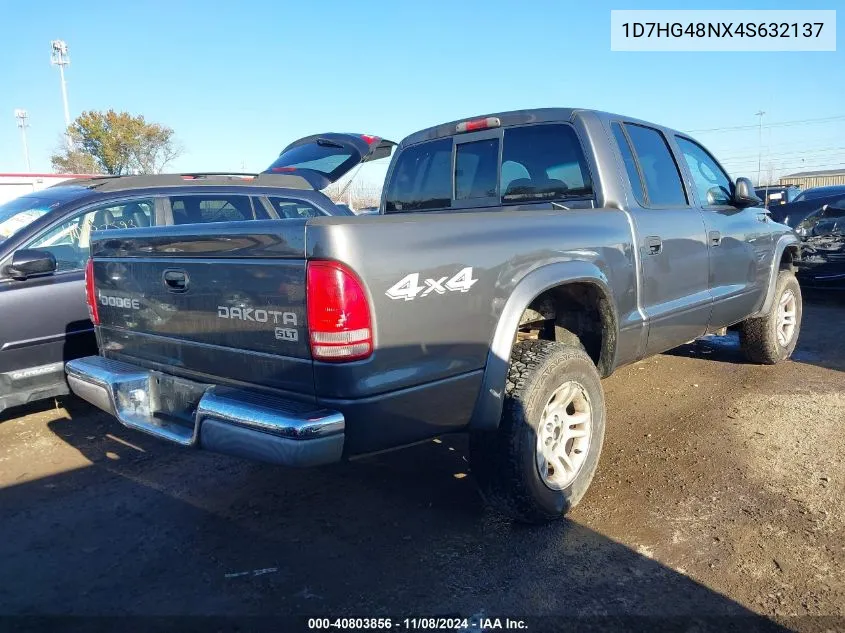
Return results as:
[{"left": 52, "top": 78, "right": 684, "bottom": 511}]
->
[
  {"left": 50, "top": 39, "right": 72, "bottom": 150},
  {"left": 14, "top": 109, "right": 31, "bottom": 172},
  {"left": 755, "top": 110, "right": 765, "bottom": 186}
]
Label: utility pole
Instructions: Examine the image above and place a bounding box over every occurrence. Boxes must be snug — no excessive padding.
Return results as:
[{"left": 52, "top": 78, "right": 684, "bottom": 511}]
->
[
  {"left": 14, "top": 109, "right": 31, "bottom": 172},
  {"left": 50, "top": 39, "right": 72, "bottom": 150},
  {"left": 755, "top": 110, "right": 765, "bottom": 186}
]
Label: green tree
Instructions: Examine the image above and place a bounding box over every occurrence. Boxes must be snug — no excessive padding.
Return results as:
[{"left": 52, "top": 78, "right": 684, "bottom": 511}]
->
[
  {"left": 51, "top": 147, "right": 101, "bottom": 174},
  {"left": 51, "top": 110, "right": 182, "bottom": 175}
]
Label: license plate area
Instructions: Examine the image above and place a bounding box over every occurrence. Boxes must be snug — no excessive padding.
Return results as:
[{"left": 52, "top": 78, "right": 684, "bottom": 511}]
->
[{"left": 147, "top": 372, "right": 209, "bottom": 425}]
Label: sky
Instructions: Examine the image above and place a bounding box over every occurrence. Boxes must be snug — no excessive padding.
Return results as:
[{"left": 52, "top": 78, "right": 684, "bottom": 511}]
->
[{"left": 1, "top": 0, "right": 843, "bottom": 188}]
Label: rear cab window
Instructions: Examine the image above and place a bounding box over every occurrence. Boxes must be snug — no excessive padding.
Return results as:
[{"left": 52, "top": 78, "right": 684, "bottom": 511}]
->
[
  {"left": 501, "top": 124, "right": 592, "bottom": 203},
  {"left": 455, "top": 139, "right": 499, "bottom": 201},
  {"left": 384, "top": 122, "right": 594, "bottom": 213},
  {"left": 384, "top": 138, "right": 452, "bottom": 212}
]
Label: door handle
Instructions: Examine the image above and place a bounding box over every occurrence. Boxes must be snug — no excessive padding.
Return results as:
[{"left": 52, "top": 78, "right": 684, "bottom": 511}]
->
[
  {"left": 162, "top": 269, "right": 189, "bottom": 293},
  {"left": 645, "top": 236, "right": 662, "bottom": 255},
  {"left": 709, "top": 230, "right": 722, "bottom": 247}
]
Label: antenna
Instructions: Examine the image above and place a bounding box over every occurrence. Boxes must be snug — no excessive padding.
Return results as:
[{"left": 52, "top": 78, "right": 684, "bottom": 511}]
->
[
  {"left": 14, "top": 109, "right": 31, "bottom": 172},
  {"left": 755, "top": 110, "right": 765, "bottom": 186},
  {"left": 50, "top": 39, "right": 72, "bottom": 150}
]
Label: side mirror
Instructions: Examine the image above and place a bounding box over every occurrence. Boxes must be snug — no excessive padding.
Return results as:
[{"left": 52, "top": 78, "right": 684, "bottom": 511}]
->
[
  {"left": 733, "top": 177, "right": 762, "bottom": 208},
  {"left": 7, "top": 249, "right": 57, "bottom": 280}
]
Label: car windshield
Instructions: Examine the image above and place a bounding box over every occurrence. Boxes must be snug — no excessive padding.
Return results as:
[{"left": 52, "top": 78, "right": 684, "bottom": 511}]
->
[{"left": 0, "top": 196, "right": 62, "bottom": 243}]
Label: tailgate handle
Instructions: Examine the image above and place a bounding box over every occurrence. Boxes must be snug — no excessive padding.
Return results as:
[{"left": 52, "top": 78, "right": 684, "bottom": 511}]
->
[{"left": 162, "top": 269, "right": 189, "bottom": 293}]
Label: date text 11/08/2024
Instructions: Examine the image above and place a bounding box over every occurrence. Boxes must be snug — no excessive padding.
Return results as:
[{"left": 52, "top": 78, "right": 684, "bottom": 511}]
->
[{"left": 307, "top": 617, "right": 529, "bottom": 630}]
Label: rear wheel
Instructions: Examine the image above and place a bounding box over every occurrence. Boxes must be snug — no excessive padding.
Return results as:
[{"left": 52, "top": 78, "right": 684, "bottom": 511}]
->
[
  {"left": 469, "top": 340, "right": 605, "bottom": 524},
  {"left": 739, "top": 271, "right": 802, "bottom": 364}
]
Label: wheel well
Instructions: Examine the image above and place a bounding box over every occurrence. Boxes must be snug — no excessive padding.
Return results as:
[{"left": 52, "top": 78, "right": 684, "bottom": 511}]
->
[
  {"left": 780, "top": 245, "right": 799, "bottom": 272},
  {"left": 517, "top": 282, "right": 616, "bottom": 376}
]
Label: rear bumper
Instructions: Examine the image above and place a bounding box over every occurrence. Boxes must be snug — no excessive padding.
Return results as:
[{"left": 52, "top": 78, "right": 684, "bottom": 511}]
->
[{"left": 65, "top": 356, "right": 344, "bottom": 467}]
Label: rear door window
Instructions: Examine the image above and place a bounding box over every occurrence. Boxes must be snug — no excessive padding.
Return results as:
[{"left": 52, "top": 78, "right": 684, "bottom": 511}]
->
[
  {"left": 612, "top": 123, "right": 646, "bottom": 206},
  {"left": 500, "top": 124, "right": 592, "bottom": 203},
  {"left": 266, "top": 197, "right": 324, "bottom": 219},
  {"left": 623, "top": 124, "right": 688, "bottom": 207},
  {"left": 169, "top": 195, "right": 262, "bottom": 225},
  {"left": 384, "top": 138, "right": 452, "bottom": 212}
]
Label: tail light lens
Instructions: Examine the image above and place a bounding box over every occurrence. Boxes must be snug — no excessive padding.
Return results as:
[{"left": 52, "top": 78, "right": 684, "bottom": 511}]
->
[
  {"left": 456, "top": 117, "right": 501, "bottom": 133},
  {"left": 85, "top": 258, "right": 100, "bottom": 325},
  {"left": 307, "top": 261, "right": 372, "bottom": 361}
]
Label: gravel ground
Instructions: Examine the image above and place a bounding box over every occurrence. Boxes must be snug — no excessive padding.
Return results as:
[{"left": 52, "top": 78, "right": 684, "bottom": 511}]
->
[{"left": 0, "top": 293, "right": 843, "bottom": 632}]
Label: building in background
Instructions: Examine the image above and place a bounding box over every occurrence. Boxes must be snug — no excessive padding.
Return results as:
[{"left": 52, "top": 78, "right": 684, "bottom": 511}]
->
[
  {"left": 779, "top": 168, "right": 845, "bottom": 189},
  {"left": 0, "top": 173, "right": 90, "bottom": 205}
]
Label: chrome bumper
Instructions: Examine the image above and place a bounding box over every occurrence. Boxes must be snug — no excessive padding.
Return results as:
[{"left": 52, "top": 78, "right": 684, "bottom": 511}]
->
[{"left": 65, "top": 356, "right": 344, "bottom": 467}]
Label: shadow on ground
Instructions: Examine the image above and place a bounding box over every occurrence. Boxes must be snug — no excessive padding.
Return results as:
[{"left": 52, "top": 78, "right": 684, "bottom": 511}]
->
[
  {"left": 0, "top": 398, "right": 64, "bottom": 424},
  {"left": 666, "top": 291, "right": 845, "bottom": 373},
  {"left": 0, "top": 401, "right": 792, "bottom": 633}
]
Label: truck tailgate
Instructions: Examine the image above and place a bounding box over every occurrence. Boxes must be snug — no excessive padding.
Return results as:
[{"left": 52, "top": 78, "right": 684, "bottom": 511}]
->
[{"left": 89, "top": 220, "right": 313, "bottom": 396}]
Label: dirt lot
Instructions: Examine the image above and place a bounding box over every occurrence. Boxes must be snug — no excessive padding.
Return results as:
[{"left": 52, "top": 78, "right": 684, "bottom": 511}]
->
[{"left": 1, "top": 293, "right": 843, "bottom": 632}]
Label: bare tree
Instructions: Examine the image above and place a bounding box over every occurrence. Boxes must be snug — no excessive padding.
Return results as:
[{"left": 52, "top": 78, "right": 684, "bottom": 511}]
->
[{"left": 324, "top": 180, "right": 382, "bottom": 212}]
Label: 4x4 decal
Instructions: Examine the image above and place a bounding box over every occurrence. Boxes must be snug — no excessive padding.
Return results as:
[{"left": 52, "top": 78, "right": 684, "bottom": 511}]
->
[{"left": 385, "top": 267, "right": 478, "bottom": 301}]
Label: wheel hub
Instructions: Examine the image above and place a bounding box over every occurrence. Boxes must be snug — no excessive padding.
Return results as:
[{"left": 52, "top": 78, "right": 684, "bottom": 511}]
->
[
  {"left": 776, "top": 288, "right": 797, "bottom": 347},
  {"left": 536, "top": 381, "right": 592, "bottom": 490}
]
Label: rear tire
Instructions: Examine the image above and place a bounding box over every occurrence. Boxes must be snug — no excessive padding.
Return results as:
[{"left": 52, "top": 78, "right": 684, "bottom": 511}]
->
[
  {"left": 739, "top": 271, "right": 802, "bottom": 365},
  {"left": 469, "top": 340, "right": 605, "bottom": 524}
]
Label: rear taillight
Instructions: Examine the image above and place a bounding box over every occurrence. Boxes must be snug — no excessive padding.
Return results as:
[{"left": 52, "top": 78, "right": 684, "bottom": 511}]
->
[
  {"left": 307, "top": 261, "right": 372, "bottom": 362},
  {"left": 85, "top": 258, "right": 100, "bottom": 325}
]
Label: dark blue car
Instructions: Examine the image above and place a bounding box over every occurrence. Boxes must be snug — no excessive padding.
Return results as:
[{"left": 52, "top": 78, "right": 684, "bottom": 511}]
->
[{"left": 0, "top": 173, "right": 345, "bottom": 414}]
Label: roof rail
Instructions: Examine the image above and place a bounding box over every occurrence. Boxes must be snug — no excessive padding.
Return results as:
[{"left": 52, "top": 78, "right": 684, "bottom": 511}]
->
[{"left": 50, "top": 172, "right": 312, "bottom": 192}]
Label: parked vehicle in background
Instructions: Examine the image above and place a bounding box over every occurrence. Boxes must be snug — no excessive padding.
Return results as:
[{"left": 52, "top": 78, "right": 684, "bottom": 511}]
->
[
  {"left": 67, "top": 110, "right": 801, "bottom": 523},
  {"left": 0, "top": 173, "right": 346, "bottom": 414},
  {"left": 755, "top": 185, "right": 801, "bottom": 208},
  {"left": 769, "top": 185, "right": 845, "bottom": 289}
]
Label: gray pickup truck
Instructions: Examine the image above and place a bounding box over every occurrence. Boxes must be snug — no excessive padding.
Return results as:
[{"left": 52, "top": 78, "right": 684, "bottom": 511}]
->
[{"left": 67, "top": 109, "right": 802, "bottom": 523}]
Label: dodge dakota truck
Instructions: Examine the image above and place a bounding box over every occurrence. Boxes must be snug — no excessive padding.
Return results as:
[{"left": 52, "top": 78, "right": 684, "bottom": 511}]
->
[{"left": 66, "top": 109, "right": 802, "bottom": 523}]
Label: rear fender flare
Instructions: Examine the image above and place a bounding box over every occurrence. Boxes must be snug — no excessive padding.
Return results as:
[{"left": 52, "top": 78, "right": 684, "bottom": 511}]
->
[{"left": 469, "top": 261, "right": 618, "bottom": 431}]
